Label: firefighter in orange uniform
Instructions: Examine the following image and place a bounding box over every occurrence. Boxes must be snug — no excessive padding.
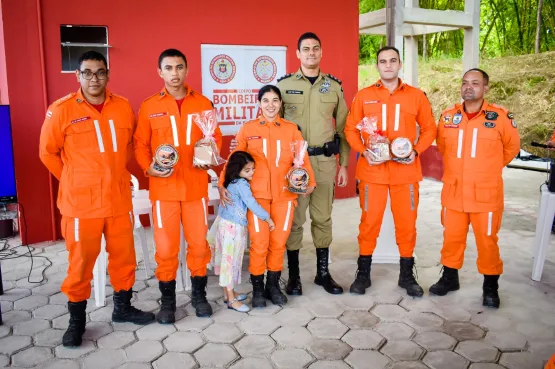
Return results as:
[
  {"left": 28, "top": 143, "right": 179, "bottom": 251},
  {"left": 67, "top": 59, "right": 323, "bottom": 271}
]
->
[
  {"left": 546, "top": 354, "right": 555, "bottom": 369},
  {"left": 345, "top": 46, "right": 437, "bottom": 297},
  {"left": 219, "top": 85, "right": 316, "bottom": 307},
  {"left": 134, "top": 49, "right": 222, "bottom": 321},
  {"left": 431, "top": 68, "right": 520, "bottom": 308},
  {"left": 39, "top": 51, "right": 154, "bottom": 348}
]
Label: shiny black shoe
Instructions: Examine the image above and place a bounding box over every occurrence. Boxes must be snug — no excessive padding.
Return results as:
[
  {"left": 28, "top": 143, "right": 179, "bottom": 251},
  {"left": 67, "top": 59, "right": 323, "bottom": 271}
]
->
[
  {"left": 314, "top": 248, "right": 343, "bottom": 294},
  {"left": 286, "top": 250, "right": 302, "bottom": 296}
]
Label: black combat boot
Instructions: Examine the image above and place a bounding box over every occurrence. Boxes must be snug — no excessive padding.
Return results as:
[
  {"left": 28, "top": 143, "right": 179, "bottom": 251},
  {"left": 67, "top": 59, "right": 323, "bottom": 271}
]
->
[
  {"left": 250, "top": 274, "right": 267, "bottom": 308},
  {"left": 398, "top": 257, "right": 424, "bottom": 297},
  {"left": 191, "top": 276, "right": 213, "bottom": 317},
  {"left": 265, "top": 271, "right": 288, "bottom": 305},
  {"left": 62, "top": 300, "right": 87, "bottom": 347},
  {"left": 429, "top": 266, "right": 460, "bottom": 296},
  {"left": 482, "top": 275, "right": 500, "bottom": 308},
  {"left": 157, "top": 280, "right": 177, "bottom": 324},
  {"left": 286, "top": 250, "right": 302, "bottom": 296},
  {"left": 349, "top": 255, "right": 372, "bottom": 294},
  {"left": 112, "top": 289, "right": 155, "bottom": 325},
  {"left": 314, "top": 248, "right": 343, "bottom": 294}
]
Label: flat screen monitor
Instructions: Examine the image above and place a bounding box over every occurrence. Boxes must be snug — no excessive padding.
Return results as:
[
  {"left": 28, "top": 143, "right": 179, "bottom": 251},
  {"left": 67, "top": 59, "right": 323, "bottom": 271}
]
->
[{"left": 0, "top": 105, "right": 17, "bottom": 204}]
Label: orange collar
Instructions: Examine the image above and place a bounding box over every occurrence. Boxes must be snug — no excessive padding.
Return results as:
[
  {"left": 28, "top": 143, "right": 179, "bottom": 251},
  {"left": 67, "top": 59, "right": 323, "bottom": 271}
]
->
[{"left": 157, "top": 84, "right": 194, "bottom": 100}]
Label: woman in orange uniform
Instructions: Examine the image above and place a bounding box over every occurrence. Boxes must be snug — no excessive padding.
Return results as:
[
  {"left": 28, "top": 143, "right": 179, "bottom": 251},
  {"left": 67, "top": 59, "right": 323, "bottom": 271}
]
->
[{"left": 219, "top": 85, "right": 315, "bottom": 307}]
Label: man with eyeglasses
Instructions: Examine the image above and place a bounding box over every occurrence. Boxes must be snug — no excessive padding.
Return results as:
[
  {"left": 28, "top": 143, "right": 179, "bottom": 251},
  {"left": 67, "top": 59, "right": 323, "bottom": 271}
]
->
[{"left": 39, "top": 51, "right": 155, "bottom": 348}]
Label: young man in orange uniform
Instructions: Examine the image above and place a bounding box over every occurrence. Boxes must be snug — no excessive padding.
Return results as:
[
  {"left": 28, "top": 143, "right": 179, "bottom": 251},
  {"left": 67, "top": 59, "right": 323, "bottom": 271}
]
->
[
  {"left": 39, "top": 51, "right": 154, "bottom": 347},
  {"left": 134, "top": 49, "right": 222, "bottom": 321},
  {"left": 345, "top": 46, "right": 437, "bottom": 297},
  {"left": 431, "top": 69, "right": 520, "bottom": 308}
]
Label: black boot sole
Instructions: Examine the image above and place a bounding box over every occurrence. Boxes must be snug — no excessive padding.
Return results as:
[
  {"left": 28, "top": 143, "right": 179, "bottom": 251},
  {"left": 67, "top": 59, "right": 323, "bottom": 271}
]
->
[
  {"left": 264, "top": 290, "right": 288, "bottom": 305},
  {"left": 314, "top": 277, "right": 344, "bottom": 295},
  {"left": 429, "top": 285, "right": 460, "bottom": 296},
  {"left": 252, "top": 297, "right": 267, "bottom": 308},
  {"left": 112, "top": 316, "right": 156, "bottom": 325},
  {"left": 483, "top": 296, "right": 500, "bottom": 308},
  {"left": 285, "top": 288, "right": 302, "bottom": 296}
]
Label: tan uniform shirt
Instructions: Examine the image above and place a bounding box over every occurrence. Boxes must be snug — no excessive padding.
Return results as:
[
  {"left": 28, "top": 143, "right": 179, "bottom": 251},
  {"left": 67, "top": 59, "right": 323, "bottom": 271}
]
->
[{"left": 277, "top": 68, "right": 350, "bottom": 179}]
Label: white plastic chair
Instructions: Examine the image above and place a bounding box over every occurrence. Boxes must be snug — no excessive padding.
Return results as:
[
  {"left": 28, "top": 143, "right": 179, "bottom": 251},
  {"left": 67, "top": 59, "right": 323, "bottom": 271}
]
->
[{"left": 92, "top": 175, "right": 155, "bottom": 307}]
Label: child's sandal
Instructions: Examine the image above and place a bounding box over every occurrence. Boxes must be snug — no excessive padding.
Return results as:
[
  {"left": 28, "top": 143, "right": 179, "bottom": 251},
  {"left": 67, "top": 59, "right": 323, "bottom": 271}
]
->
[{"left": 227, "top": 298, "right": 250, "bottom": 313}]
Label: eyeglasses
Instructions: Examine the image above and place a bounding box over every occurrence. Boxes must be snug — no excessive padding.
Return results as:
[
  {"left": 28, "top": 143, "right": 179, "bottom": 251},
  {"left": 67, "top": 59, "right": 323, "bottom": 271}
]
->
[{"left": 80, "top": 70, "right": 108, "bottom": 80}]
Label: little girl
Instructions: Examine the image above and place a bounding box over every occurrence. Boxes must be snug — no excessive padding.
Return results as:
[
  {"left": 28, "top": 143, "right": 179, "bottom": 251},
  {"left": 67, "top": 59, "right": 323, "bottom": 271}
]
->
[{"left": 207, "top": 151, "right": 275, "bottom": 312}]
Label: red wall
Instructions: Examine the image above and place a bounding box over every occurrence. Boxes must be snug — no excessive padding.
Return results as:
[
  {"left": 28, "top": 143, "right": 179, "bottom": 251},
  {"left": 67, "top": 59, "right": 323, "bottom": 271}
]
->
[{"left": 2, "top": 0, "right": 360, "bottom": 244}]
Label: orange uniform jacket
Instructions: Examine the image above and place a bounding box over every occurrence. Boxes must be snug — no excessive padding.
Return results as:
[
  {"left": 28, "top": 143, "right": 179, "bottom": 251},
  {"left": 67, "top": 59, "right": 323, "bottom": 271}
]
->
[
  {"left": 221, "top": 116, "right": 316, "bottom": 200},
  {"left": 39, "top": 89, "right": 135, "bottom": 219},
  {"left": 134, "top": 86, "right": 222, "bottom": 202},
  {"left": 345, "top": 79, "right": 437, "bottom": 185},
  {"left": 437, "top": 100, "right": 521, "bottom": 213}
]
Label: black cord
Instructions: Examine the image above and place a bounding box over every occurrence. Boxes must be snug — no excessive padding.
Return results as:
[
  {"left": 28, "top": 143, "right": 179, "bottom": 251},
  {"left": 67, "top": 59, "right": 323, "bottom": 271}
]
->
[{"left": 0, "top": 202, "right": 53, "bottom": 284}]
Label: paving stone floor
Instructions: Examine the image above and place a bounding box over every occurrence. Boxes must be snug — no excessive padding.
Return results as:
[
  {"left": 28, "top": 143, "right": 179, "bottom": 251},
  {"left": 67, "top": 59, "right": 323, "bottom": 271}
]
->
[{"left": 0, "top": 168, "right": 554, "bottom": 368}]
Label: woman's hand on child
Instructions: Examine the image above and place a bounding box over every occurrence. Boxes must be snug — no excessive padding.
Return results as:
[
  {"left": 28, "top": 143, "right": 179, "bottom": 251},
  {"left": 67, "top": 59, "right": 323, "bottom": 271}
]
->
[
  {"left": 267, "top": 218, "right": 275, "bottom": 231},
  {"left": 218, "top": 186, "right": 233, "bottom": 207}
]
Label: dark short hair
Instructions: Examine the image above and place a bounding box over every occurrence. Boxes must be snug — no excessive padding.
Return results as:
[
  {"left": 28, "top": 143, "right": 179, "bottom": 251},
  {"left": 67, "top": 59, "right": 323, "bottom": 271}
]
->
[
  {"left": 376, "top": 46, "right": 401, "bottom": 63},
  {"left": 463, "top": 68, "right": 489, "bottom": 85},
  {"left": 297, "top": 32, "right": 321, "bottom": 50},
  {"left": 224, "top": 151, "right": 255, "bottom": 188},
  {"left": 257, "top": 85, "right": 282, "bottom": 102},
  {"left": 78, "top": 51, "right": 107, "bottom": 70},
  {"left": 158, "top": 48, "right": 188, "bottom": 69}
]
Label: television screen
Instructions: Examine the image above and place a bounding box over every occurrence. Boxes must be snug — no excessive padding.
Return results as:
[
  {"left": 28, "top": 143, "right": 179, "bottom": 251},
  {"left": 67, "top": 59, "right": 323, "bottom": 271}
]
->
[{"left": 0, "top": 105, "right": 17, "bottom": 204}]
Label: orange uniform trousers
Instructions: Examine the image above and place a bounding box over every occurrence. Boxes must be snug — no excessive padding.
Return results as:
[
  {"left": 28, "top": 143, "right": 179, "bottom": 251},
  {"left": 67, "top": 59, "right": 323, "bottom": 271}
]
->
[
  {"left": 153, "top": 199, "right": 211, "bottom": 281},
  {"left": 60, "top": 214, "right": 136, "bottom": 302},
  {"left": 358, "top": 181, "right": 419, "bottom": 257},
  {"left": 247, "top": 199, "right": 296, "bottom": 275},
  {"left": 440, "top": 207, "right": 503, "bottom": 275},
  {"left": 545, "top": 354, "right": 555, "bottom": 369}
]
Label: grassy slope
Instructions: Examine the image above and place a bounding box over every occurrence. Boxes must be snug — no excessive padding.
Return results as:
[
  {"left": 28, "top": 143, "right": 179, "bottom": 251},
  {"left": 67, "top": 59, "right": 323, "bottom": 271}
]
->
[{"left": 359, "top": 51, "right": 555, "bottom": 157}]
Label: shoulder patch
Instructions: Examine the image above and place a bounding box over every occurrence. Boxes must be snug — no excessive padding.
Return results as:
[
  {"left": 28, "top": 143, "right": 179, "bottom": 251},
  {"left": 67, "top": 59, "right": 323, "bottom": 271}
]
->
[
  {"left": 277, "top": 73, "right": 293, "bottom": 83},
  {"left": 52, "top": 93, "right": 75, "bottom": 106},
  {"left": 327, "top": 74, "right": 342, "bottom": 85}
]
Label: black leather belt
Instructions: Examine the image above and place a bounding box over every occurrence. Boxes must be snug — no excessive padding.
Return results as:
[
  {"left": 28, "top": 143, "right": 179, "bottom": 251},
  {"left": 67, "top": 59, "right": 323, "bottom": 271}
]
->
[{"left": 307, "top": 146, "right": 324, "bottom": 156}]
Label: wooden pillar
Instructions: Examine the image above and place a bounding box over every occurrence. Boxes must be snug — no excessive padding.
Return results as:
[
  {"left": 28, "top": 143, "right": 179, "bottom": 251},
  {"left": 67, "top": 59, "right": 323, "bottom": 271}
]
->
[
  {"left": 404, "top": 0, "right": 419, "bottom": 86},
  {"left": 463, "top": 0, "right": 480, "bottom": 72},
  {"left": 386, "top": 0, "right": 404, "bottom": 51}
]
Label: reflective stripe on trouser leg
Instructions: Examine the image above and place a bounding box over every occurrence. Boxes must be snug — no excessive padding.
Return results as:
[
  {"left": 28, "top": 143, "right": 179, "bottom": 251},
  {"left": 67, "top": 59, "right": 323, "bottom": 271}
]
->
[
  {"left": 470, "top": 211, "right": 504, "bottom": 275},
  {"left": 390, "top": 182, "right": 419, "bottom": 257},
  {"left": 104, "top": 213, "right": 136, "bottom": 292},
  {"left": 268, "top": 200, "right": 296, "bottom": 272},
  {"left": 440, "top": 208, "right": 470, "bottom": 270},
  {"left": 358, "top": 182, "right": 388, "bottom": 256},
  {"left": 60, "top": 216, "right": 104, "bottom": 302},
  {"left": 153, "top": 201, "right": 182, "bottom": 282},
  {"left": 181, "top": 199, "right": 210, "bottom": 277},
  {"left": 247, "top": 199, "right": 271, "bottom": 275}
]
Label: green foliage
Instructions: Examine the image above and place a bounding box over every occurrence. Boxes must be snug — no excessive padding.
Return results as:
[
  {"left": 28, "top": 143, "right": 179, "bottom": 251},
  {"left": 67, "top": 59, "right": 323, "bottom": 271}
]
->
[{"left": 359, "top": 0, "right": 555, "bottom": 60}]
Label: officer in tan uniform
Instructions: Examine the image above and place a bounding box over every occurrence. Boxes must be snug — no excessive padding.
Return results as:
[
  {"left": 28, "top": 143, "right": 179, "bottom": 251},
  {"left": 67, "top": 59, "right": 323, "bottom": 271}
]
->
[{"left": 278, "top": 32, "right": 350, "bottom": 295}]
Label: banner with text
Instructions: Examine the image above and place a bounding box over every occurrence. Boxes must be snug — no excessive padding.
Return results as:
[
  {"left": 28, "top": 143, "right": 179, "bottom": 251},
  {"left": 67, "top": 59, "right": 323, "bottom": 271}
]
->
[{"left": 201, "top": 44, "right": 287, "bottom": 136}]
